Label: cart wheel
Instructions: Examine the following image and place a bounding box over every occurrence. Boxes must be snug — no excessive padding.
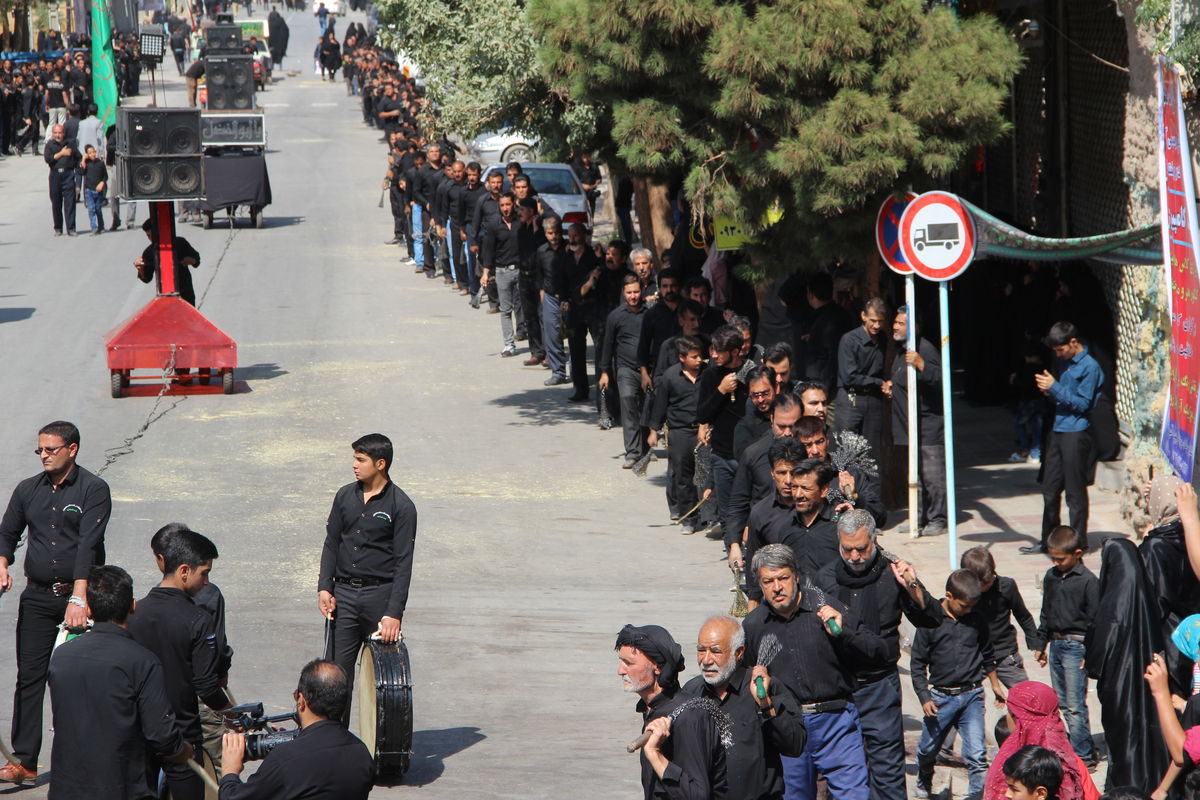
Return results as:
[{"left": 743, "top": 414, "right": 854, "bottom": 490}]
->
[
  {"left": 199, "top": 368, "right": 212, "bottom": 386},
  {"left": 202, "top": 212, "right": 213, "bottom": 230},
  {"left": 254, "top": 207, "right": 265, "bottom": 228},
  {"left": 121, "top": 370, "right": 131, "bottom": 388},
  {"left": 110, "top": 371, "right": 123, "bottom": 399},
  {"left": 222, "top": 370, "right": 235, "bottom": 394}
]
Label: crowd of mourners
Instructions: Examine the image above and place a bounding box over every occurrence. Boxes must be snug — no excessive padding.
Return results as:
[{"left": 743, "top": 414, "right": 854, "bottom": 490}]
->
[{"left": 333, "top": 27, "right": 1200, "bottom": 800}]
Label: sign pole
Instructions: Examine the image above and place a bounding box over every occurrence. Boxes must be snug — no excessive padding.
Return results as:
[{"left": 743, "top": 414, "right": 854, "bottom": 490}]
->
[
  {"left": 939, "top": 282, "right": 957, "bottom": 568},
  {"left": 906, "top": 274, "right": 920, "bottom": 539}
]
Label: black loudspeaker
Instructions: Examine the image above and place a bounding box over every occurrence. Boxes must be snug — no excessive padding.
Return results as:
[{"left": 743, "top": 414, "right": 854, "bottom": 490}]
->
[
  {"left": 117, "top": 108, "right": 203, "bottom": 200},
  {"left": 206, "top": 24, "right": 243, "bottom": 54},
  {"left": 205, "top": 55, "right": 255, "bottom": 111}
]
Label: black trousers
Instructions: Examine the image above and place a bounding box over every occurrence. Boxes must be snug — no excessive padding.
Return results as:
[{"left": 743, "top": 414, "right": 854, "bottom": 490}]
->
[
  {"left": 616, "top": 367, "right": 648, "bottom": 461},
  {"left": 1041, "top": 430, "right": 1093, "bottom": 545},
  {"left": 836, "top": 389, "right": 885, "bottom": 476},
  {"left": 567, "top": 312, "right": 602, "bottom": 399},
  {"left": 155, "top": 745, "right": 205, "bottom": 800},
  {"left": 853, "top": 672, "right": 907, "bottom": 800},
  {"left": 389, "top": 185, "right": 406, "bottom": 239},
  {"left": 324, "top": 583, "right": 390, "bottom": 726},
  {"left": 666, "top": 427, "right": 698, "bottom": 518},
  {"left": 49, "top": 170, "right": 77, "bottom": 233},
  {"left": 519, "top": 271, "right": 544, "bottom": 359},
  {"left": 12, "top": 587, "right": 69, "bottom": 769}
]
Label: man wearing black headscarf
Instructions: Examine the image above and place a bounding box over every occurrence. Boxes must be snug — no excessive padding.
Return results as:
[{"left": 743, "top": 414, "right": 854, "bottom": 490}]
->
[{"left": 616, "top": 624, "right": 728, "bottom": 800}]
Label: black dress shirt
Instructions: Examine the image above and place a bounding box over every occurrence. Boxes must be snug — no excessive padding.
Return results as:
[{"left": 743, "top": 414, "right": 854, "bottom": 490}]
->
[
  {"left": 48, "top": 623, "right": 186, "bottom": 800},
  {"left": 194, "top": 582, "right": 234, "bottom": 678},
  {"left": 649, "top": 363, "right": 702, "bottom": 430},
  {"left": 814, "top": 551, "right": 942, "bottom": 680},
  {"left": 733, "top": 410, "right": 771, "bottom": 462},
  {"left": 804, "top": 303, "right": 852, "bottom": 393},
  {"left": 456, "top": 182, "right": 486, "bottom": 228},
  {"left": 889, "top": 336, "right": 944, "bottom": 445},
  {"left": 431, "top": 176, "right": 456, "bottom": 225},
  {"left": 910, "top": 606, "right": 995, "bottom": 704},
  {"left": 637, "top": 301, "right": 682, "bottom": 371},
  {"left": 1037, "top": 562, "right": 1099, "bottom": 639},
  {"left": 743, "top": 493, "right": 799, "bottom": 602},
  {"left": 480, "top": 215, "right": 522, "bottom": 270},
  {"left": 696, "top": 365, "right": 749, "bottom": 461},
  {"left": 536, "top": 241, "right": 567, "bottom": 297},
  {"left": 0, "top": 464, "right": 110, "bottom": 584},
  {"left": 682, "top": 668, "right": 806, "bottom": 800},
  {"left": 218, "top": 719, "right": 375, "bottom": 800},
  {"left": 836, "top": 326, "right": 885, "bottom": 393},
  {"left": 471, "top": 193, "right": 500, "bottom": 245},
  {"left": 127, "top": 587, "right": 227, "bottom": 744},
  {"left": 446, "top": 180, "right": 469, "bottom": 227},
  {"left": 599, "top": 303, "right": 645, "bottom": 375},
  {"left": 742, "top": 588, "right": 887, "bottom": 703},
  {"left": 44, "top": 136, "right": 80, "bottom": 172},
  {"left": 975, "top": 575, "right": 1043, "bottom": 662},
  {"left": 784, "top": 503, "right": 840, "bottom": 576},
  {"left": 139, "top": 235, "right": 202, "bottom": 306},
  {"left": 411, "top": 162, "right": 442, "bottom": 207},
  {"left": 655, "top": 333, "right": 711, "bottom": 378},
  {"left": 728, "top": 432, "right": 775, "bottom": 541},
  {"left": 318, "top": 480, "right": 418, "bottom": 620},
  {"left": 636, "top": 688, "right": 728, "bottom": 800}
]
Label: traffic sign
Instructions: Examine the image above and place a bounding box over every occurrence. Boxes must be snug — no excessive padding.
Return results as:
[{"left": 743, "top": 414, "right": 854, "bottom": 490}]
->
[
  {"left": 898, "top": 191, "right": 976, "bottom": 281},
  {"left": 876, "top": 192, "right": 917, "bottom": 274}
]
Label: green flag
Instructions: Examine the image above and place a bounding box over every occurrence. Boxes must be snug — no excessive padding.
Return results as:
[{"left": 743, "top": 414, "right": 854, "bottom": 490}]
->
[{"left": 90, "top": 0, "right": 118, "bottom": 129}]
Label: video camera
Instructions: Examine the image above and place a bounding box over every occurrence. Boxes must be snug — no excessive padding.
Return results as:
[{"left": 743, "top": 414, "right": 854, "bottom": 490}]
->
[{"left": 223, "top": 701, "right": 301, "bottom": 761}]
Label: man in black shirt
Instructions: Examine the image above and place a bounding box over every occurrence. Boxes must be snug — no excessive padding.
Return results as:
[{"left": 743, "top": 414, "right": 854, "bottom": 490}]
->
[
  {"left": 835, "top": 298, "right": 888, "bottom": 477},
  {"left": 696, "top": 325, "right": 750, "bottom": 548},
  {"left": 598, "top": 272, "right": 648, "bottom": 467},
  {"left": 800, "top": 277, "right": 852, "bottom": 395},
  {"left": 135, "top": 217, "right": 202, "bottom": 306},
  {"left": 743, "top": 544, "right": 885, "bottom": 800},
  {"left": 882, "top": 307, "right": 947, "bottom": 537},
  {"left": 637, "top": 268, "right": 682, "bottom": 391},
  {"left": 127, "top": 528, "right": 230, "bottom": 800},
  {"left": 814, "top": 510, "right": 941, "bottom": 800},
  {"left": 456, "top": 162, "right": 486, "bottom": 304},
  {"left": 48, "top": 566, "right": 193, "bottom": 799},
  {"left": 537, "top": 217, "right": 570, "bottom": 385},
  {"left": 480, "top": 192, "right": 524, "bottom": 356},
  {"left": 220, "top": 660, "right": 375, "bottom": 799},
  {"left": 733, "top": 366, "right": 777, "bottom": 461},
  {"left": 741, "top": 436, "right": 808, "bottom": 603},
  {"left": 648, "top": 335, "right": 706, "bottom": 530},
  {"left": 616, "top": 624, "right": 728, "bottom": 800},
  {"left": 44, "top": 123, "right": 79, "bottom": 236},
  {"left": 470, "top": 169, "right": 504, "bottom": 311},
  {"left": 564, "top": 223, "right": 606, "bottom": 404},
  {"left": 795, "top": 417, "right": 886, "bottom": 529},
  {"left": 516, "top": 196, "right": 547, "bottom": 366},
  {"left": 0, "top": 420, "right": 111, "bottom": 784},
  {"left": 683, "top": 615, "right": 806, "bottom": 800},
  {"left": 571, "top": 152, "right": 601, "bottom": 213},
  {"left": 317, "top": 433, "right": 417, "bottom": 725}
]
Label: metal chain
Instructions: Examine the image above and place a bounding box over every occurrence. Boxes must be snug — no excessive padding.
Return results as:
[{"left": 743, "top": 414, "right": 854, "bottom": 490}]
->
[{"left": 96, "top": 345, "right": 186, "bottom": 476}]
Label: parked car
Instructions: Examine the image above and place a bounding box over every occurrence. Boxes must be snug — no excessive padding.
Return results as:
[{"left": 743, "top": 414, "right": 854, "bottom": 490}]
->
[
  {"left": 481, "top": 163, "right": 592, "bottom": 229},
  {"left": 469, "top": 129, "right": 537, "bottom": 165},
  {"left": 315, "top": 0, "right": 342, "bottom": 16}
]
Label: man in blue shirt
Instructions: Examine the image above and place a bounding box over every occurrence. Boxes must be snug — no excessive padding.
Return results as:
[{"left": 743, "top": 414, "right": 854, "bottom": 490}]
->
[{"left": 1021, "top": 321, "right": 1103, "bottom": 555}]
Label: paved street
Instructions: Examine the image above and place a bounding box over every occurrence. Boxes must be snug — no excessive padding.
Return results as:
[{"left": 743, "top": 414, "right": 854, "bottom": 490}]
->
[{"left": 0, "top": 10, "right": 1128, "bottom": 796}]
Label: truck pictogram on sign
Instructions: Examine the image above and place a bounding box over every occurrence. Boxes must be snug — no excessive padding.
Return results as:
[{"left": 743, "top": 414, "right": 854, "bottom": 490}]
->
[{"left": 914, "top": 223, "right": 960, "bottom": 251}]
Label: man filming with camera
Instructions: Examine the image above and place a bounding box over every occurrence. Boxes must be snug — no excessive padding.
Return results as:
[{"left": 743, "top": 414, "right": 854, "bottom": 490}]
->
[{"left": 219, "top": 660, "right": 375, "bottom": 799}]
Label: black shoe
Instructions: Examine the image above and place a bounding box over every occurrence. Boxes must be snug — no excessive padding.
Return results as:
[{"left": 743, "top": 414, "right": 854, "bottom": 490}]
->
[
  {"left": 568, "top": 392, "right": 589, "bottom": 402},
  {"left": 1019, "top": 543, "right": 1047, "bottom": 555},
  {"left": 384, "top": 237, "right": 402, "bottom": 245}
]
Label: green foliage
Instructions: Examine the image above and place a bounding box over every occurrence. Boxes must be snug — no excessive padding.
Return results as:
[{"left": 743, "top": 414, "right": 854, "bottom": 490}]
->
[
  {"left": 374, "top": 0, "right": 600, "bottom": 157},
  {"left": 531, "top": 0, "right": 1022, "bottom": 277},
  {"left": 1137, "top": 0, "right": 1200, "bottom": 85}
]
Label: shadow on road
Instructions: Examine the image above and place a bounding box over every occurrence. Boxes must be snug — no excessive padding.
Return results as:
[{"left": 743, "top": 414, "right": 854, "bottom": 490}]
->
[
  {"left": 388, "top": 726, "right": 486, "bottom": 787},
  {"left": 239, "top": 362, "right": 289, "bottom": 381},
  {"left": 489, "top": 387, "right": 597, "bottom": 427},
  {"left": 0, "top": 307, "right": 35, "bottom": 324}
]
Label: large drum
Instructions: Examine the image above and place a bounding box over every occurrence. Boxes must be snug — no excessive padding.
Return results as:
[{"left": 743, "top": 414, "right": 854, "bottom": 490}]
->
[{"left": 358, "top": 637, "right": 413, "bottom": 777}]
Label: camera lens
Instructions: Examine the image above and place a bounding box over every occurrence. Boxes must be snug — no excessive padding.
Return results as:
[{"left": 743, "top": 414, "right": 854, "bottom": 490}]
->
[{"left": 243, "top": 729, "right": 299, "bottom": 761}]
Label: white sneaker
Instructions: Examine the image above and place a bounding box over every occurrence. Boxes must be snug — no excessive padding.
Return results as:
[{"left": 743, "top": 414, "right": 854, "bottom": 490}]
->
[{"left": 1008, "top": 452, "right": 1027, "bottom": 463}]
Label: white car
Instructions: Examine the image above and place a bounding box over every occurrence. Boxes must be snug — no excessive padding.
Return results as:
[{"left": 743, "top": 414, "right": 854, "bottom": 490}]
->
[
  {"left": 315, "top": 0, "right": 342, "bottom": 16},
  {"left": 469, "top": 129, "right": 537, "bottom": 164}
]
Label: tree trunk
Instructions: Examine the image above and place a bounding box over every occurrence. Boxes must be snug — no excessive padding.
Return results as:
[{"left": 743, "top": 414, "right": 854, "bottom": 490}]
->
[
  {"left": 631, "top": 174, "right": 675, "bottom": 257},
  {"left": 13, "top": 0, "right": 31, "bottom": 51}
]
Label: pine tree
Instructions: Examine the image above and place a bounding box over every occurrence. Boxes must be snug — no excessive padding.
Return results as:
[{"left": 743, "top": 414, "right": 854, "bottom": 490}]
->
[{"left": 530, "top": 0, "right": 1022, "bottom": 275}]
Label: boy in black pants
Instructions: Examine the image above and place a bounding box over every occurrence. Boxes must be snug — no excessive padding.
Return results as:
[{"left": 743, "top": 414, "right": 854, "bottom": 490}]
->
[
  {"left": 128, "top": 528, "right": 231, "bottom": 800},
  {"left": 912, "top": 569, "right": 1007, "bottom": 798},
  {"left": 648, "top": 335, "right": 705, "bottom": 532},
  {"left": 1035, "top": 525, "right": 1099, "bottom": 768}
]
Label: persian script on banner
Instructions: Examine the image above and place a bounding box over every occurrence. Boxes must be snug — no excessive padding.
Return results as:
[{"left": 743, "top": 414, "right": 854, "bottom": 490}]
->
[{"left": 1158, "top": 57, "right": 1200, "bottom": 482}]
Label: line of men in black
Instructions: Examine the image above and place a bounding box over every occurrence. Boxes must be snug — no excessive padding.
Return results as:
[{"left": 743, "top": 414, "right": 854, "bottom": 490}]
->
[{"left": 0, "top": 421, "right": 398, "bottom": 799}]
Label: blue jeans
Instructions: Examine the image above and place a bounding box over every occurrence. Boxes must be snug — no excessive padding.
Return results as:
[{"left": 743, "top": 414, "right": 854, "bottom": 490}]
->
[
  {"left": 916, "top": 687, "right": 987, "bottom": 796},
  {"left": 447, "top": 221, "right": 465, "bottom": 285},
  {"left": 1049, "top": 639, "right": 1095, "bottom": 762},
  {"left": 411, "top": 205, "right": 426, "bottom": 267},
  {"left": 1013, "top": 398, "right": 1043, "bottom": 454},
  {"left": 541, "top": 293, "right": 567, "bottom": 378},
  {"left": 464, "top": 223, "right": 479, "bottom": 295},
  {"left": 84, "top": 188, "right": 105, "bottom": 232},
  {"left": 781, "top": 704, "right": 869, "bottom": 800}
]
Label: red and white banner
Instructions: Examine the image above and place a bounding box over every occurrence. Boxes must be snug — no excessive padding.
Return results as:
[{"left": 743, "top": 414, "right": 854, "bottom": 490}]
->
[{"left": 1158, "top": 57, "right": 1200, "bottom": 482}]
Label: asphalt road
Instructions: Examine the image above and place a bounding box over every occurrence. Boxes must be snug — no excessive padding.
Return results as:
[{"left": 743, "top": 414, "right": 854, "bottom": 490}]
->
[{"left": 0, "top": 8, "right": 730, "bottom": 798}]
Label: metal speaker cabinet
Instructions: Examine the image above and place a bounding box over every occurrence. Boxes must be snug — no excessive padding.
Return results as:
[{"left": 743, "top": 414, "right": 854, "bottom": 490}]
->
[
  {"left": 206, "top": 23, "right": 243, "bottom": 54},
  {"left": 205, "top": 55, "right": 255, "bottom": 111},
  {"left": 117, "top": 107, "right": 202, "bottom": 157}
]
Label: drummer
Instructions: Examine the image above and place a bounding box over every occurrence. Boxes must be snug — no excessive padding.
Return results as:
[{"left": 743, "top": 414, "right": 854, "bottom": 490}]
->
[{"left": 317, "top": 433, "right": 418, "bottom": 725}]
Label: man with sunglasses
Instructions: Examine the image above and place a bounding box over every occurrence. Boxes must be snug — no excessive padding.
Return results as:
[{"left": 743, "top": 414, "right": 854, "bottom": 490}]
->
[{"left": 0, "top": 420, "right": 112, "bottom": 784}]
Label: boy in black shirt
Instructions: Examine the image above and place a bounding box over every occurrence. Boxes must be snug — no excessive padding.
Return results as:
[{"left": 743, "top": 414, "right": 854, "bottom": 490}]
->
[
  {"left": 128, "top": 528, "right": 230, "bottom": 800},
  {"left": 696, "top": 325, "right": 750, "bottom": 548},
  {"left": 79, "top": 144, "right": 107, "bottom": 235},
  {"left": 961, "top": 545, "right": 1043, "bottom": 686},
  {"left": 911, "top": 569, "right": 1006, "bottom": 798},
  {"left": 1034, "top": 525, "right": 1099, "bottom": 767},
  {"left": 648, "top": 335, "right": 704, "bottom": 531}
]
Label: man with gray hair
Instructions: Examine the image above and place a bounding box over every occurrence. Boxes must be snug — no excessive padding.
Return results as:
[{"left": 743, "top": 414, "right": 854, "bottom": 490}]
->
[
  {"left": 812, "top": 509, "right": 941, "bottom": 800},
  {"left": 743, "top": 543, "right": 886, "bottom": 800},
  {"left": 682, "top": 615, "right": 806, "bottom": 799}
]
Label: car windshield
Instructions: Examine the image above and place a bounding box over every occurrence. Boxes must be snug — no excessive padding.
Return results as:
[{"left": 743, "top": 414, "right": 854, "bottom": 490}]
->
[{"left": 491, "top": 167, "right": 581, "bottom": 196}]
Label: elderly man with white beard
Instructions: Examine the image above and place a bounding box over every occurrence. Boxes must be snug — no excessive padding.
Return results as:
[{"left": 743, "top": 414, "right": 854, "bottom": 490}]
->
[
  {"left": 812, "top": 510, "right": 942, "bottom": 800},
  {"left": 682, "top": 616, "right": 807, "bottom": 800}
]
